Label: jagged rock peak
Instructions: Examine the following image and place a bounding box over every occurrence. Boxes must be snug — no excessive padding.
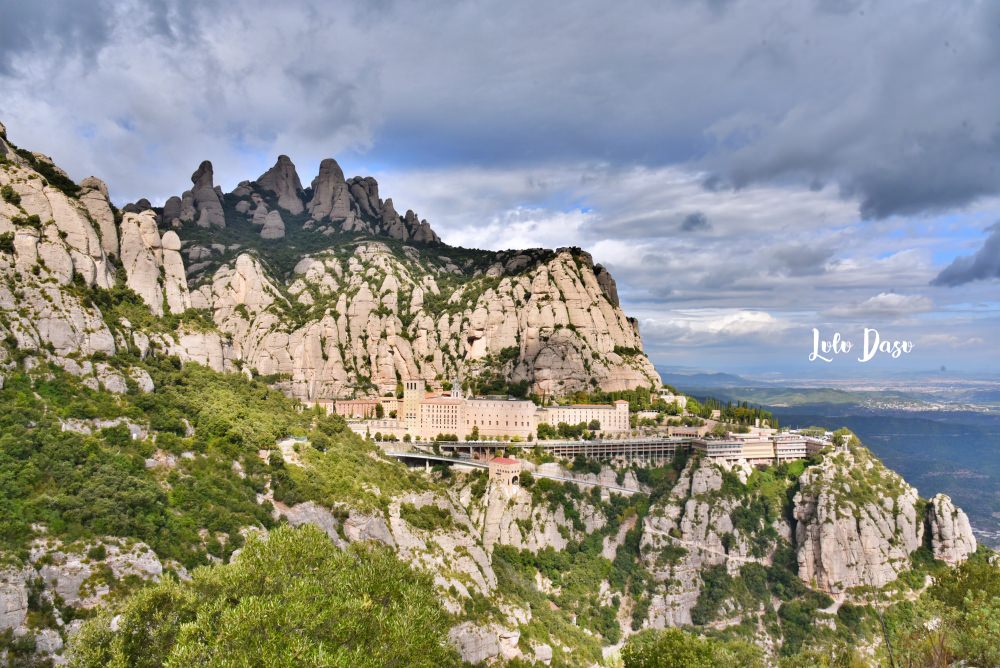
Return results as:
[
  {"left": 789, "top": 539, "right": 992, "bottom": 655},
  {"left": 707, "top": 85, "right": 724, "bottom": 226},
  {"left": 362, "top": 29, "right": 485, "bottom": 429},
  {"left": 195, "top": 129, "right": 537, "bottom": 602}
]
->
[
  {"left": 188, "top": 160, "right": 226, "bottom": 228},
  {"left": 257, "top": 154, "right": 304, "bottom": 215},
  {"left": 191, "top": 160, "right": 215, "bottom": 189},
  {"left": 307, "top": 157, "right": 353, "bottom": 222}
]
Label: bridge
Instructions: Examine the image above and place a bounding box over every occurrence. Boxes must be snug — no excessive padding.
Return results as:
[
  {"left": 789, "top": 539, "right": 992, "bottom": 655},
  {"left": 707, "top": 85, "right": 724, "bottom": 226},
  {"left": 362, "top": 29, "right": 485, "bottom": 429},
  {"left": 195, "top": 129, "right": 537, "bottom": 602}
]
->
[
  {"left": 384, "top": 451, "right": 644, "bottom": 495},
  {"left": 424, "top": 436, "right": 695, "bottom": 464}
]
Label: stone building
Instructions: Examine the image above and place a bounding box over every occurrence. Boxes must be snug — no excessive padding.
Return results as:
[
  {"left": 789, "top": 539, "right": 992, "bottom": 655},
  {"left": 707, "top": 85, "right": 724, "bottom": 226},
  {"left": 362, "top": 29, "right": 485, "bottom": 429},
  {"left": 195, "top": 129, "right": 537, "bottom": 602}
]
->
[
  {"left": 385, "top": 381, "right": 631, "bottom": 441},
  {"left": 537, "top": 402, "right": 629, "bottom": 433},
  {"left": 488, "top": 457, "right": 522, "bottom": 486}
]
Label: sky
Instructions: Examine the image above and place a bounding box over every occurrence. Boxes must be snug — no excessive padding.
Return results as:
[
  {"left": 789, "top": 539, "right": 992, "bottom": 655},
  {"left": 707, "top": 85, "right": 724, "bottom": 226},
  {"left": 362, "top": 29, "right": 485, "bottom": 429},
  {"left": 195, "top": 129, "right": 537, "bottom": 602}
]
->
[{"left": 1, "top": 0, "right": 999, "bottom": 379}]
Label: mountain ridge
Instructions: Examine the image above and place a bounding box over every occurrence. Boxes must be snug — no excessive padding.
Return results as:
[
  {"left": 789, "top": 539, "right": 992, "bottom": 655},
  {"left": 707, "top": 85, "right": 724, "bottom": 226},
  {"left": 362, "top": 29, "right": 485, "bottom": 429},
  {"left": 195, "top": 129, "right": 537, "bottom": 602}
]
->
[{"left": 0, "top": 125, "right": 660, "bottom": 400}]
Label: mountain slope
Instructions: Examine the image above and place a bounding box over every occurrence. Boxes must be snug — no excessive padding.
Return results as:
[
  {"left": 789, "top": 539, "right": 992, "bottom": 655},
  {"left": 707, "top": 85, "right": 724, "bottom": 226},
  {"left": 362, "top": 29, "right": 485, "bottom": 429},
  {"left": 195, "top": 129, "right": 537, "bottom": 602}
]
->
[{"left": 0, "top": 125, "right": 658, "bottom": 398}]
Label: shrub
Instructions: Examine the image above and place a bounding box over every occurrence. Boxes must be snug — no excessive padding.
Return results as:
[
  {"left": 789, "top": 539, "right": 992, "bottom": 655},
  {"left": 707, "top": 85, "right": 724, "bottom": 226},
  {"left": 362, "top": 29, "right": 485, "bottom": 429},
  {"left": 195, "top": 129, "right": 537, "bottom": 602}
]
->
[
  {"left": 400, "top": 503, "right": 453, "bottom": 531},
  {"left": 0, "top": 184, "right": 20, "bottom": 205},
  {"left": 67, "top": 526, "right": 460, "bottom": 667}
]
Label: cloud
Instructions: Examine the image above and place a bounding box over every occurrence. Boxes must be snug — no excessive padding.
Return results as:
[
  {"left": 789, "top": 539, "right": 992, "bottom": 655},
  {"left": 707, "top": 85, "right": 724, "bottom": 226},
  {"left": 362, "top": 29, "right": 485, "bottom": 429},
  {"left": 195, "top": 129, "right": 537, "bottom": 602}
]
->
[
  {"left": 642, "top": 309, "right": 792, "bottom": 345},
  {"left": 771, "top": 244, "right": 834, "bottom": 277},
  {"left": 825, "top": 292, "right": 934, "bottom": 319},
  {"left": 1, "top": 0, "right": 998, "bottom": 373},
  {"left": 931, "top": 223, "right": 1000, "bottom": 287},
  {"left": 680, "top": 211, "right": 711, "bottom": 232},
  {"left": 0, "top": 0, "right": 999, "bottom": 222}
]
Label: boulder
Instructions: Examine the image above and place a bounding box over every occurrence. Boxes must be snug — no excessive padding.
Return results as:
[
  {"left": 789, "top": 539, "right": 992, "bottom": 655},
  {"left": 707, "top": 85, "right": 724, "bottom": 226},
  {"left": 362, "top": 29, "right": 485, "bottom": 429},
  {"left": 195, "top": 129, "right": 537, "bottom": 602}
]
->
[{"left": 260, "top": 210, "right": 285, "bottom": 240}]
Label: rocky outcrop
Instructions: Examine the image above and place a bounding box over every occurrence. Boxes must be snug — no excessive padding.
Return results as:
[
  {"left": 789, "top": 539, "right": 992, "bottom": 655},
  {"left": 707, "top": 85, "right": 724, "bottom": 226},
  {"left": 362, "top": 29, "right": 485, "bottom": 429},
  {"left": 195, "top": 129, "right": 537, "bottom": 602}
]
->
[
  {"left": 0, "top": 568, "right": 30, "bottom": 631},
  {"left": 640, "top": 458, "right": 781, "bottom": 627},
  {"left": 257, "top": 155, "right": 304, "bottom": 215},
  {"left": 794, "top": 447, "right": 924, "bottom": 593},
  {"left": 593, "top": 263, "right": 620, "bottom": 307},
  {"left": 120, "top": 211, "right": 191, "bottom": 316},
  {"left": 465, "top": 475, "right": 607, "bottom": 553},
  {"left": 926, "top": 493, "right": 976, "bottom": 565},
  {"left": 190, "top": 160, "right": 225, "bottom": 228},
  {"left": 78, "top": 176, "right": 120, "bottom": 257},
  {"left": 260, "top": 210, "right": 285, "bottom": 239},
  {"left": 307, "top": 157, "right": 355, "bottom": 224},
  {"left": 448, "top": 622, "right": 521, "bottom": 665},
  {"left": 204, "top": 243, "right": 659, "bottom": 400}
]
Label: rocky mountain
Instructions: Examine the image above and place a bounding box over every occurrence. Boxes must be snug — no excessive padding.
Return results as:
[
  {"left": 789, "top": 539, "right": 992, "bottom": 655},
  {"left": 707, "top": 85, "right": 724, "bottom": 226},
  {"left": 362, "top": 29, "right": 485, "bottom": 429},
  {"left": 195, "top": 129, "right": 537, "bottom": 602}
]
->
[
  {"left": 0, "top": 125, "right": 658, "bottom": 399},
  {"left": 0, "top": 123, "right": 991, "bottom": 666}
]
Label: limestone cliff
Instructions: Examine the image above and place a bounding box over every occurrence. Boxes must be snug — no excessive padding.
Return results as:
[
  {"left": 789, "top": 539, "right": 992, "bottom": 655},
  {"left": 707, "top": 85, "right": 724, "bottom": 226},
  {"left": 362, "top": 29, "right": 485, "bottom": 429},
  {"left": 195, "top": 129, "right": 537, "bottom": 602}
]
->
[
  {"left": 0, "top": 126, "right": 660, "bottom": 397},
  {"left": 793, "top": 446, "right": 925, "bottom": 593}
]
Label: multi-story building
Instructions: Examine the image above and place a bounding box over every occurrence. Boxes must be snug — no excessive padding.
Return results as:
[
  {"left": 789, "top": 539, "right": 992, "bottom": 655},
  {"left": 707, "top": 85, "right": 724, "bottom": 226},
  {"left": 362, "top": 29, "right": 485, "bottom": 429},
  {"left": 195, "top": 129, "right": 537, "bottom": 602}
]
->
[
  {"left": 692, "top": 438, "right": 745, "bottom": 463},
  {"left": 357, "top": 381, "right": 632, "bottom": 440},
  {"left": 773, "top": 434, "right": 808, "bottom": 462},
  {"left": 537, "top": 402, "right": 630, "bottom": 434},
  {"left": 333, "top": 398, "right": 379, "bottom": 419}
]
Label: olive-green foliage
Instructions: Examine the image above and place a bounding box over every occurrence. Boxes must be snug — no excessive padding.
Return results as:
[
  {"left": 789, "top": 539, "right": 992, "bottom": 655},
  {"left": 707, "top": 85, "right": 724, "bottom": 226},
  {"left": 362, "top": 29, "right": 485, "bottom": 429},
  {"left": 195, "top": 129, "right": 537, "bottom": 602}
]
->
[
  {"left": 622, "top": 628, "right": 764, "bottom": 668},
  {"left": 882, "top": 549, "right": 1000, "bottom": 668},
  {"left": 13, "top": 147, "right": 81, "bottom": 197},
  {"left": 67, "top": 525, "right": 460, "bottom": 668},
  {"left": 0, "top": 183, "right": 20, "bottom": 205},
  {"left": 0, "top": 362, "right": 287, "bottom": 566},
  {"left": 400, "top": 503, "right": 453, "bottom": 531},
  {"left": 283, "top": 432, "right": 428, "bottom": 513}
]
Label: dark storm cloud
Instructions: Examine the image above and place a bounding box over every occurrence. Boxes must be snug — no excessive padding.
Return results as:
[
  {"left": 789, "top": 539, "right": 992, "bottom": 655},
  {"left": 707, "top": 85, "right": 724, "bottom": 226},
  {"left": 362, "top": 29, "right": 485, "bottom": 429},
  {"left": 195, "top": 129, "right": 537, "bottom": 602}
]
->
[
  {"left": 1, "top": 0, "right": 999, "bottom": 222},
  {"left": 680, "top": 212, "right": 711, "bottom": 232},
  {"left": 0, "top": 0, "right": 114, "bottom": 74},
  {"left": 932, "top": 224, "right": 1000, "bottom": 287}
]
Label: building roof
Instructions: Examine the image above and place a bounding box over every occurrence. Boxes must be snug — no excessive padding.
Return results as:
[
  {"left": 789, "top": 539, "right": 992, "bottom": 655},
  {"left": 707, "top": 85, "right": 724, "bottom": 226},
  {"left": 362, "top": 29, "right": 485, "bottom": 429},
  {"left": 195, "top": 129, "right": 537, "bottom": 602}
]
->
[
  {"left": 423, "top": 397, "right": 464, "bottom": 405},
  {"left": 490, "top": 457, "right": 520, "bottom": 465}
]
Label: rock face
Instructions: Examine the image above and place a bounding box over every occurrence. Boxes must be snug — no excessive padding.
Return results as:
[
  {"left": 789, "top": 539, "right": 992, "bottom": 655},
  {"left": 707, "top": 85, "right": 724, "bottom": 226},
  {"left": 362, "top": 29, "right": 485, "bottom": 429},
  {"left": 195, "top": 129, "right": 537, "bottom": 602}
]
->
[
  {"left": 794, "top": 447, "right": 924, "bottom": 593},
  {"left": 926, "top": 493, "right": 976, "bottom": 565},
  {"left": 467, "top": 475, "right": 607, "bottom": 553},
  {"left": 257, "top": 155, "right": 304, "bottom": 215},
  {"left": 307, "top": 158, "right": 354, "bottom": 223},
  {"left": 640, "top": 458, "right": 784, "bottom": 627},
  {"left": 0, "top": 129, "right": 658, "bottom": 400},
  {"left": 203, "top": 243, "right": 659, "bottom": 399},
  {"left": 119, "top": 211, "right": 191, "bottom": 315},
  {"left": 78, "top": 176, "right": 120, "bottom": 257}
]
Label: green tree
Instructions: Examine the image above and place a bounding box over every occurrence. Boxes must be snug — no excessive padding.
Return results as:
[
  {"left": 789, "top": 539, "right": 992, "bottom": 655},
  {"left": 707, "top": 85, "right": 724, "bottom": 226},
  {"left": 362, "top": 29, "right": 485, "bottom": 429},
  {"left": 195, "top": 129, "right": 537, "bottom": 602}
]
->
[
  {"left": 622, "top": 628, "right": 763, "bottom": 668},
  {"left": 68, "top": 526, "right": 460, "bottom": 668}
]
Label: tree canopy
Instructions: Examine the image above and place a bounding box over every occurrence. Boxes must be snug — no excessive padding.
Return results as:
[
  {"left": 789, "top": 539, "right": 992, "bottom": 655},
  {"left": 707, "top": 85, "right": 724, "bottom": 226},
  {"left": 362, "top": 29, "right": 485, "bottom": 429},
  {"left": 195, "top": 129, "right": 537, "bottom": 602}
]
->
[{"left": 68, "top": 525, "right": 460, "bottom": 668}]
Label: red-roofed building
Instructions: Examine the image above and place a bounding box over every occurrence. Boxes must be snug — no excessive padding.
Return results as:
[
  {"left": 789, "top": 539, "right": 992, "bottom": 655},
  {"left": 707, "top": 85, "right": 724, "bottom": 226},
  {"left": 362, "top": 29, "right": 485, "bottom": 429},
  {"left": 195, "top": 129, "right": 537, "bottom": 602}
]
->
[{"left": 488, "top": 457, "right": 522, "bottom": 486}]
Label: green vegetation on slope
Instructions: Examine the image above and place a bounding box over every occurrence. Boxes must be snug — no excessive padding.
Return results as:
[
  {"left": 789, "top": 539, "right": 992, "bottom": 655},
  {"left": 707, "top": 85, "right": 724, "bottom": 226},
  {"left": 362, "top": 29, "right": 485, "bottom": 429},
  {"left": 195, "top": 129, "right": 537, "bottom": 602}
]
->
[
  {"left": 66, "top": 525, "right": 460, "bottom": 668},
  {"left": 0, "top": 355, "right": 425, "bottom": 568}
]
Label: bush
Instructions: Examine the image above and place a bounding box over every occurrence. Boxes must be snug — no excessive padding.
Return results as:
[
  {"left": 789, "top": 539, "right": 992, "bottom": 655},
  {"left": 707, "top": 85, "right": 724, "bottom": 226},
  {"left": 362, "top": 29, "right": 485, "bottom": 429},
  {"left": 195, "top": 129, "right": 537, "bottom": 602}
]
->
[
  {"left": 0, "top": 184, "right": 20, "bottom": 205},
  {"left": 400, "top": 503, "right": 453, "bottom": 531},
  {"left": 622, "top": 628, "right": 764, "bottom": 668},
  {"left": 67, "top": 526, "right": 461, "bottom": 667}
]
